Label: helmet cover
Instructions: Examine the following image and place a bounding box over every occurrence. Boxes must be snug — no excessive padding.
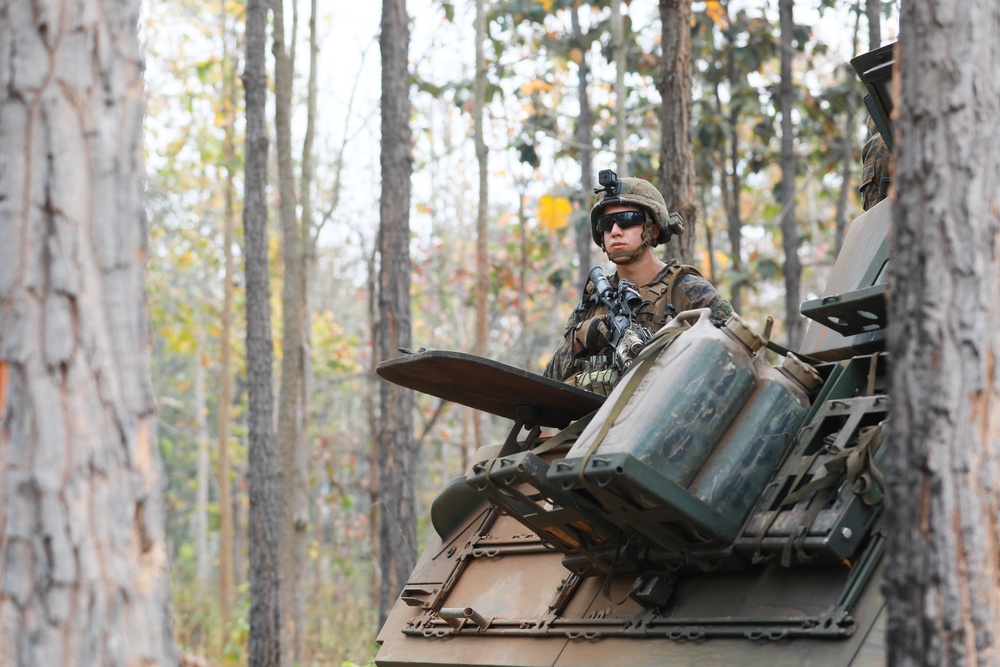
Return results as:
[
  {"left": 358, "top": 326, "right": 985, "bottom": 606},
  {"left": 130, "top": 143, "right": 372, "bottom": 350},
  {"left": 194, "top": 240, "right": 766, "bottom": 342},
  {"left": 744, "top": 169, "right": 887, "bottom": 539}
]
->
[{"left": 590, "top": 176, "right": 684, "bottom": 248}]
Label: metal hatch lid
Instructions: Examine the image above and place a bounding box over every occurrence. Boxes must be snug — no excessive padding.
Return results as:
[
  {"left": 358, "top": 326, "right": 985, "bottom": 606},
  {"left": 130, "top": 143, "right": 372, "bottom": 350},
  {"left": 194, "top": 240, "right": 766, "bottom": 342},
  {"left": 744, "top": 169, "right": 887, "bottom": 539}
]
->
[
  {"left": 851, "top": 42, "right": 896, "bottom": 153},
  {"left": 376, "top": 349, "right": 604, "bottom": 428}
]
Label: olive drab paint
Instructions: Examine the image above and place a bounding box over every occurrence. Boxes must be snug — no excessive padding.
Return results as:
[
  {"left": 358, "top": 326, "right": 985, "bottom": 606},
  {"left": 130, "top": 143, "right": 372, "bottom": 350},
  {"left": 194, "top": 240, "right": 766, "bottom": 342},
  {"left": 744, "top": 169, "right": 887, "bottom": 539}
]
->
[
  {"left": 566, "top": 311, "right": 764, "bottom": 485},
  {"left": 373, "top": 42, "right": 898, "bottom": 667}
]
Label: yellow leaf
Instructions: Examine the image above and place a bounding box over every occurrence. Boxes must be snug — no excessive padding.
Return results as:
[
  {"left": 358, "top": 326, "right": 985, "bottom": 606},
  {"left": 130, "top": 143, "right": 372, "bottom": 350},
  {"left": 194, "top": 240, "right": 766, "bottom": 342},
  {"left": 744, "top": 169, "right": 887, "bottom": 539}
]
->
[
  {"left": 538, "top": 195, "right": 571, "bottom": 231},
  {"left": 519, "top": 79, "right": 554, "bottom": 96},
  {"left": 704, "top": 0, "right": 729, "bottom": 29}
]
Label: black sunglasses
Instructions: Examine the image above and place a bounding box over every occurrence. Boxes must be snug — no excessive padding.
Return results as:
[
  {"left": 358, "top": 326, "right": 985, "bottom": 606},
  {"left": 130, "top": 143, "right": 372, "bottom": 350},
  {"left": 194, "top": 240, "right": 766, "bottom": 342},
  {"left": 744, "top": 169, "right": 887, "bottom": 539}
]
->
[{"left": 596, "top": 210, "right": 647, "bottom": 233}]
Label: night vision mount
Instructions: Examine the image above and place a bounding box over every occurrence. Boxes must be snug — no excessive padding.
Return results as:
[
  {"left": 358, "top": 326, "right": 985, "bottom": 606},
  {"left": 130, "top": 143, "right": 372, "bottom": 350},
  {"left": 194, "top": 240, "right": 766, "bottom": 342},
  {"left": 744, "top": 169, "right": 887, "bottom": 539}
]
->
[{"left": 595, "top": 169, "right": 621, "bottom": 197}]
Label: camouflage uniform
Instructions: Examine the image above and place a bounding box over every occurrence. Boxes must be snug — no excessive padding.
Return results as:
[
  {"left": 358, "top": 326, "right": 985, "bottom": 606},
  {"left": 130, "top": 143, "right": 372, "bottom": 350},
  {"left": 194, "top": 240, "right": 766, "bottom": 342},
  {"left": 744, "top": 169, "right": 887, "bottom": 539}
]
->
[
  {"left": 542, "top": 262, "right": 734, "bottom": 382},
  {"left": 859, "top": 117, "right": 892, "bottom": 211}
]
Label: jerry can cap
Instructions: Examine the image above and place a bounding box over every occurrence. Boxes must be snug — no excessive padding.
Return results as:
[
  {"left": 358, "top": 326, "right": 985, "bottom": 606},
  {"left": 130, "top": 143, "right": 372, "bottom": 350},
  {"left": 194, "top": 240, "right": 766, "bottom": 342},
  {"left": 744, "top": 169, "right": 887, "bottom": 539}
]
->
[
  {"left": 722, "top": 314, "right": 766, "bottom": 353},
  {"left": 780, "top": 352, "right": 823, "bottom": 391}
]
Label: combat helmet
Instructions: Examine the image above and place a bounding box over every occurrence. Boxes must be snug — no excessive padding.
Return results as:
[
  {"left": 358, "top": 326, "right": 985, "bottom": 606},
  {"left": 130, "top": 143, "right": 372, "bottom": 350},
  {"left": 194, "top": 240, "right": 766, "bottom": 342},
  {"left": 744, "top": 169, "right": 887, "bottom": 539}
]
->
[{"left": 590, "top": 170, "right": 685, "bottom": 247}]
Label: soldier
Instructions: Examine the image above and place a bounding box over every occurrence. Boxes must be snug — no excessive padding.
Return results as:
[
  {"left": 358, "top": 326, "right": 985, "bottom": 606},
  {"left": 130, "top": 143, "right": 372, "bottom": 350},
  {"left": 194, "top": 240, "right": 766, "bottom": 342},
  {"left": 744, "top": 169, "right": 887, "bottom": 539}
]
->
[
  {"left": 859, "top": 117, "right": 892, "bottom": 211},
  {"left": 543, "top": 172, "right": 733, "bottom": 394}
]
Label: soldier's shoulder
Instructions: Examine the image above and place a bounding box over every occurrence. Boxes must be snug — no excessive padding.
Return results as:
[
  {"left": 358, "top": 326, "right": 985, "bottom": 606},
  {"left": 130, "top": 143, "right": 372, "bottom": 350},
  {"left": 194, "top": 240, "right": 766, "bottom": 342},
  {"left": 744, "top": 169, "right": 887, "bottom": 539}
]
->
[
  {"left": 675, "top": 273, "right": 733, "bottom": 317},
  {"left": 674, "top": 270, "right": 714, "bottom": 293}
]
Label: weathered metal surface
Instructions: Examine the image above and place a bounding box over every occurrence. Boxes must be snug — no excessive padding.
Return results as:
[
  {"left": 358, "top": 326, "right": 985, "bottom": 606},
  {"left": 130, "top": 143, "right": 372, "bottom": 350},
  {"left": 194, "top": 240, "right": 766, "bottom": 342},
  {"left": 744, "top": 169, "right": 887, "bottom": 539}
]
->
[
  {"left": 375, "top": 504, "right": 886, "bottom": 667},
  {"left": 798, "top": 199, "right": 892, "bottom": 362},
  {"left": 376, "top": 350, "right": 604, "bottom": 428},
  {"left": 567, "top": 311, "right": 759, "bottom": 482},
  {"left": 690, "top": 366, "right": 811, "bottom": 524}
]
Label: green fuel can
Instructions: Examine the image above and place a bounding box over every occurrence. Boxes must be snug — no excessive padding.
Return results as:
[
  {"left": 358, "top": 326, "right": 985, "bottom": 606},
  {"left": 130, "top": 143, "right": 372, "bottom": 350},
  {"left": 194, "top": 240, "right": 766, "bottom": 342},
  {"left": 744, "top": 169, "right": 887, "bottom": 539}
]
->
[
  {"left": 567, "top": 310, "right": 766, "bottom": 486},
  {"left": 689, "top": 353, "right": 823, "bottom": 524}
]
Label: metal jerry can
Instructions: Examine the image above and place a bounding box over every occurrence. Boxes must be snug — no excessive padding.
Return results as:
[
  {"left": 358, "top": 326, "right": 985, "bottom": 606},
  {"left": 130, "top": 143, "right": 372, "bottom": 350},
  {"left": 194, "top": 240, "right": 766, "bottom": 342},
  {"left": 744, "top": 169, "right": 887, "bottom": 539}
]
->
[
  {"left": 566, "top": 309, "right": 766, "bottom": 486},
  {"left": 690, "top": 352, "right": 823, "bottom": 524}
]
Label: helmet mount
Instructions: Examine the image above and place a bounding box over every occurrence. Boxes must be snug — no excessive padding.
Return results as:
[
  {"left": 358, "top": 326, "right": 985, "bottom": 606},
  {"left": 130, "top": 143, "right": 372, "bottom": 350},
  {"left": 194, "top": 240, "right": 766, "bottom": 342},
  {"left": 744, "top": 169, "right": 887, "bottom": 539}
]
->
[
  {"left": 590, "top": 171, "right": 684, "bottom": 250},
  {"left": 594, "top": 169, "right": 622, "bottom": 198}
]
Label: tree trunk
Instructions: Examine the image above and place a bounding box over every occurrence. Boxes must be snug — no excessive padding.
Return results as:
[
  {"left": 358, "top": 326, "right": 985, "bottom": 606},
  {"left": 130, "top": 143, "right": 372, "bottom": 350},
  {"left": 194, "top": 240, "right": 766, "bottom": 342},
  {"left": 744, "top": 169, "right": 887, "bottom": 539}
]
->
[
  {"left": 571, "top": 6, "right": 594, "bottom": 290},
  {"left": 243, "top": 0, "right": 281, "bottom": 664},
  {"left": 195, "top": 327, "right": 211, "bottom": 588},
  {"left": 377, "top": 0, "right": 417, "bottom": 629},
  {"left": 866, "top": 0, "right": 881, "bottom": 50},
  {"left": 473, "top": 0, "right": 488, "bottom": 450},
  {"left": 834, "top": 11, "right": 861, "bottom": 256},
  {"left": 296, "top": 0, "right": 319, "bottom": 658},
  {"left": 271, "top": 0, "right": 307, "bottom": 662},
  {"left": 658, "top": 0, "right": 698, "bottom": 266},
  {"left": 612, "top": 0, "right": 627, "bottom": 173},
  {"left": 365, "top": 239, "right": 380, "bottom": 616},
  {"left": 0, "top": 0, "right": 176, "bottom": 663},
  {"left": 778, "top": 0, "right": 802, "bottom": 348},
  {"left": 714, "top": 52, "right": 744, "bottom": 312},
  {"left": 516, "top": 185, "right": 531, "bottom": 369},
  {"left": 216, "top": 0, "right": 238, "bottom": 627},
  {"left": 886, "top": 2, "right": 1000, "bottom": 665}
]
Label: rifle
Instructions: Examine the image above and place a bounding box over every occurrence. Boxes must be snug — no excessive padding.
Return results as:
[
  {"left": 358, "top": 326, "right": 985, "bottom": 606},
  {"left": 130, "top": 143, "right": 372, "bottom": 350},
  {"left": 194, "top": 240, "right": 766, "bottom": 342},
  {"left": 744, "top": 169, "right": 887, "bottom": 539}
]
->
[{"left": 586, "top": 267, "right": 653, "bottom": 373}]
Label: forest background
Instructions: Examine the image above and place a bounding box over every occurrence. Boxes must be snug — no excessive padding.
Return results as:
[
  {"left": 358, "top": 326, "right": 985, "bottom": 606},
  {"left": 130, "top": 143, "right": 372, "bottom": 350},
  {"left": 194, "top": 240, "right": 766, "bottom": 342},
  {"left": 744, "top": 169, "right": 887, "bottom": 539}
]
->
[{"left": 142, "top": 0, "right": 899, "bottom": 664}]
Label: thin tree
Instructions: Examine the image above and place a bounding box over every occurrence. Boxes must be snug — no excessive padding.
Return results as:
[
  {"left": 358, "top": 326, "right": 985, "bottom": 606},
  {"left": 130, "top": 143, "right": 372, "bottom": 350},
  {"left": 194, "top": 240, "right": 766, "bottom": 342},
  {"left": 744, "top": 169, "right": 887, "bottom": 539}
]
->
[
  {"left": 658, "top": 0, "right": 698, "bottom": 266},
  {"left": 778, "top": 0, "right": 802, "bottom": 348},
  {"left": 244, "top": 0, "right": 281, "bottom": 663},
  {"left": 473, "top": 0, "right": 489, "bottom": 449},
  {"left": 886, "top": 1, "right": 1000, "bottom": 664},
  {"left": 712, "top": 29, "right": 747, "bottom": 312},
  {"left": 612, "top": 0, "right": 627, "bottom": 173},
  {"left": 571, "top": 5, "right": 595, "bottom": 289},
  {"left": 296, "top": 0, "right": 320, "bottom": 654},
  {"left": 866, "top": 0, "right": 881, "bottom": 51},
  {"left": 833, "top": 8, "right": 862, "bottom": 256},
  {"left": 216, "top": 0, "right": 239, "bottom": 629},
  {"left": 272, "top": 0, "right": 308, "bottom": 661},
  {"left": 0, "top": 0, "right": 176, "bottom": 662},
  {"left": 376, "top": 0, "right": 418, "bottom": 628},
  {"left": 195, "top": 325, "right": 212, "bottom": 587}
]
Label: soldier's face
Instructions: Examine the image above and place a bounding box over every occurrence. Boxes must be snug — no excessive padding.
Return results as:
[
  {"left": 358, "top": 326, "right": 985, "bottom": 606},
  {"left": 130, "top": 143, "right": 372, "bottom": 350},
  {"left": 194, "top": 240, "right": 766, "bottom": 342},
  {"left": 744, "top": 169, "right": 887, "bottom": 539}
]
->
[{"left": 601, "top": 205, "right": 655, "bottom": 261}]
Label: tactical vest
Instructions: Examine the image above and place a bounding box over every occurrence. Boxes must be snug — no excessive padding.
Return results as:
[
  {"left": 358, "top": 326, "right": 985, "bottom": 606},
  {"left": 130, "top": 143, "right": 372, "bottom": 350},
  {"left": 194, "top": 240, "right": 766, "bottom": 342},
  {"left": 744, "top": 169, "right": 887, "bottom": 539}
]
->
[{"left": 634, "top": 260, "right": 705, "bottom": 333}]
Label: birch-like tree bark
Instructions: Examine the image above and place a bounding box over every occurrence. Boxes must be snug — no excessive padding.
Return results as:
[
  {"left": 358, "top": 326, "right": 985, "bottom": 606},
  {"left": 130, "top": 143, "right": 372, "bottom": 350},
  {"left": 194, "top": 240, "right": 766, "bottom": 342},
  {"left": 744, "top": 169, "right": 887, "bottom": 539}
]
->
[
  {"left": 0, "top": 0, "right": 176, "bottom": 663},
  {"left": 886, "top": 1, "right": 1000, "bottom": 664}
]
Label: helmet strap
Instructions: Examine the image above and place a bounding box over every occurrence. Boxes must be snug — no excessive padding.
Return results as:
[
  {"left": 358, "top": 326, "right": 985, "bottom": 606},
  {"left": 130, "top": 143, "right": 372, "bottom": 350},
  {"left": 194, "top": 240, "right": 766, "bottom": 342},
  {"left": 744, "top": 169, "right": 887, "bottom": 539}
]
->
[{"left": 606, "top": 222, "right": 655, "bottom": 264}]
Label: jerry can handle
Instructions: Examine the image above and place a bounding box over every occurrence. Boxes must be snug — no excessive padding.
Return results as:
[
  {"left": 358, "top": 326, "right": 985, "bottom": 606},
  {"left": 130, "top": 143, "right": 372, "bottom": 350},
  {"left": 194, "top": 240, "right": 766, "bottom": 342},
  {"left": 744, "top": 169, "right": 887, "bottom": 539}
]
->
[{"left": 663, "top": 307, "right": 712, "bottom": 329}]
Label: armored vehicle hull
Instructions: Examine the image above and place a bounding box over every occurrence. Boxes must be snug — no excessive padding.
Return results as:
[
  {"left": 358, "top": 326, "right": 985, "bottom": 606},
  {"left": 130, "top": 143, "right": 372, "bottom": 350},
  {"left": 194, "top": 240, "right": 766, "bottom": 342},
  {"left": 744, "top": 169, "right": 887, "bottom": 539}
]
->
[{"left": 375, "top": 44, "right": 896, "bottom": 667}]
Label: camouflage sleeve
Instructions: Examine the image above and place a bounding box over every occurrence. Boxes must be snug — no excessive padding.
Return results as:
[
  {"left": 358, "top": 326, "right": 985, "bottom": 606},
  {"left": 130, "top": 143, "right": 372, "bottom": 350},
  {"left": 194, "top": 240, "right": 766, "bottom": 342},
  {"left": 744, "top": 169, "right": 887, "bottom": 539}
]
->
[
  {"left": 674, "top": 273, "right": 734, "bottom": 322},
  {"left": 542, "top": 305, "right": 588, "bottom": 381},
  {"left": 860, "top": 117, "right": 891, "bottom": 211}
]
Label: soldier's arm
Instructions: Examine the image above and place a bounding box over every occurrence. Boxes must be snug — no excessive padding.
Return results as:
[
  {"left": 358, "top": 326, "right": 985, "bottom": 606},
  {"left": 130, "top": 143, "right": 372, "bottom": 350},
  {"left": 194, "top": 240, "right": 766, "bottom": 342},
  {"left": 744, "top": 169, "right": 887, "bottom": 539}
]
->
[
  {"left": 542, "top": 305, "right": 591, "bottom": 381},
  {"left": 674, "top": 273, "right": 734, "bottom": 322}
]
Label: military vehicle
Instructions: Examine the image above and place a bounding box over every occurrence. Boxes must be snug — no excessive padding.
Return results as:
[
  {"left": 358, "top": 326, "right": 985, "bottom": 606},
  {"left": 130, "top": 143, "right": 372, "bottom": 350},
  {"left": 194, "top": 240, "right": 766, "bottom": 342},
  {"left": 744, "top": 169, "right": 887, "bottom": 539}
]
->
[{"left": 373, "top": 43, "right": 896, "bottom": 667}]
